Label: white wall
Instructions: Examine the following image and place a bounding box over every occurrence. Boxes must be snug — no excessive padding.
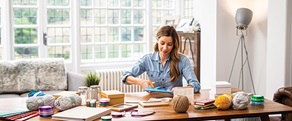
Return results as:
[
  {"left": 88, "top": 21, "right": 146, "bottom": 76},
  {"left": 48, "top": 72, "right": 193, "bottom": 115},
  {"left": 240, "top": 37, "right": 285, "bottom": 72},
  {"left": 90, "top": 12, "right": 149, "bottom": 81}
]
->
[
  {"left": 266, "top": 0, "right": 292, "bottom": 99},
  {"left": 216, "top": 0, "right": 268, "bottom": 95},
  {"left": 199, "top": 0, "right": 292, "bottom": 100},
  {"left": 200, "top": 0, "right": 217, "bottom": 90}
]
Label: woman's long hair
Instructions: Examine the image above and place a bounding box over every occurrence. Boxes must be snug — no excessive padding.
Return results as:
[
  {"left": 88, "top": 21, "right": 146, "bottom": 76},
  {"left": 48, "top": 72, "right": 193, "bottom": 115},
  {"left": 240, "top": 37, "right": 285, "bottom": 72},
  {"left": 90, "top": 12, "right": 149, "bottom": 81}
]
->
[{"left": 153, "top": 26, "right": 180, "bottom": 82}]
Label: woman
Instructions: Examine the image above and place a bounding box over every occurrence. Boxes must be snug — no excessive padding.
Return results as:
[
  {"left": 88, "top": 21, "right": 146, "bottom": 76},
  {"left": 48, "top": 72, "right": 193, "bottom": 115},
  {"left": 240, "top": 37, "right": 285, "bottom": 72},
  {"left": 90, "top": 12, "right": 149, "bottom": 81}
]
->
[{"left": 121, "top": 25, "right": 200, "bottom": 93}]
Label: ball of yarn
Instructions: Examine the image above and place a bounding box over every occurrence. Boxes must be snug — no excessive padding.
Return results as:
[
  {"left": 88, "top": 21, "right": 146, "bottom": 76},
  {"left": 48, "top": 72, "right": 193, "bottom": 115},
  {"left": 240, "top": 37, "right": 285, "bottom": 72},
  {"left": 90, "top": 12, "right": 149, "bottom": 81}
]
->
[
  {"left": 214, "top": 93, "right": 234, "bottom": 110},
  {"left": 172, "top": 95, "right": 189, "bottom": 113},
  {"left": 232, "top": 92, "right": 250, "bottom": 110},
  {"left": 54, "top": 93, "right": 82, "bottom": 111},
  {"left": 26, "top": 95, "right": 55, "bottom": 111}
]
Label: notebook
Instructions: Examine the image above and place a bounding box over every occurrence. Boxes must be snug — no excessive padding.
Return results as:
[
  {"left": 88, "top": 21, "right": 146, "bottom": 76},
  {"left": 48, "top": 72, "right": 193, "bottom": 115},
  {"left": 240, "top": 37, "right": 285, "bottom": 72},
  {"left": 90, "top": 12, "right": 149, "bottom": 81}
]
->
[
  {"left": 139, "top": 101, "right": 170, "bottom": 107},
  {"left": 52, "top": 106, "right": 111, "bottom": 121},
  {"left": 194, "top": 98, "right": 215, "bottom": 105}
]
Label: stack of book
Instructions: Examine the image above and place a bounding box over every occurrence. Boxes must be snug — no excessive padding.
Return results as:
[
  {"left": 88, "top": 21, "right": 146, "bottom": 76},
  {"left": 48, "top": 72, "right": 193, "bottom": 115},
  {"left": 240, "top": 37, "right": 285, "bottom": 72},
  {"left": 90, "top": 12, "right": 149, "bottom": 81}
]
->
[{"left": 193, "top": 98, "right": 215, "bottom": 110}]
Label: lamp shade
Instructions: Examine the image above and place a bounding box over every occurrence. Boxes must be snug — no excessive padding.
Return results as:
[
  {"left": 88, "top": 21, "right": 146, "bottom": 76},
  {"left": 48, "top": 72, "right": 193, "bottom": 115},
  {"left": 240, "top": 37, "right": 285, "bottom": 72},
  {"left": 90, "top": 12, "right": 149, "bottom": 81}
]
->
[{"left": 235, "top": 8, "right": 253, "bottom": 29}]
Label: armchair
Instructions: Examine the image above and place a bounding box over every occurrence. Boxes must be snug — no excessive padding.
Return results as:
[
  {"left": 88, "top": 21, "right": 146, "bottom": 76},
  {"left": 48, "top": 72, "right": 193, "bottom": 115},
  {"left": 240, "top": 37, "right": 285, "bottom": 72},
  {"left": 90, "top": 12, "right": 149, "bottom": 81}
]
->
[{"left": 273, "top": 86, "right": 292, "bottom": 120}]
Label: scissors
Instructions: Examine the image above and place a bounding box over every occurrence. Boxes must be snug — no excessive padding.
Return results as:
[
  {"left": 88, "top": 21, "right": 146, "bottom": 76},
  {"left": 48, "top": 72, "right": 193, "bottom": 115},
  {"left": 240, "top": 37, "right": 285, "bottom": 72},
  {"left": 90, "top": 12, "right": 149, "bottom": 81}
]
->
[{"left": 149, "top": 80, "right": 155, "bottom": 88}]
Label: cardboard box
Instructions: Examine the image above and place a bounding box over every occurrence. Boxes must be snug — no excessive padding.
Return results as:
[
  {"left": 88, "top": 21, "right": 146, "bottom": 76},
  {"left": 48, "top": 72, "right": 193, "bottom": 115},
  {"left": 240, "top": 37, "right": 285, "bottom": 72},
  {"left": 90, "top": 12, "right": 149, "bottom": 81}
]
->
[
  {"left": 215, "top": 81, "right": 231, "bottom": 95},
  {"left": 101, "top": 90, "right": 124, "bottom": 106}
]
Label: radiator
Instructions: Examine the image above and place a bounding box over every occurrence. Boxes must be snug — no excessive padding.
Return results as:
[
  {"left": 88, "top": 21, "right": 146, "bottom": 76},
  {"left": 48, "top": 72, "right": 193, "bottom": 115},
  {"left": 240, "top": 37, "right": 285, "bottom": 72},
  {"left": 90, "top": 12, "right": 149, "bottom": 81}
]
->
[{"left": 96, "top": 68, "right": 148, "bottom": 93}]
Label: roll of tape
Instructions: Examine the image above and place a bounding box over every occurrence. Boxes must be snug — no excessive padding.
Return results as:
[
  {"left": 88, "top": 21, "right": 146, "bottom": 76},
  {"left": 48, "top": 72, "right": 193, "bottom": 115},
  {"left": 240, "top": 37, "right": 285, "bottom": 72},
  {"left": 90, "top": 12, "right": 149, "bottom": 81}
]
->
[{"left": 39, "top": 106, "right": 54, "bottom": 117}]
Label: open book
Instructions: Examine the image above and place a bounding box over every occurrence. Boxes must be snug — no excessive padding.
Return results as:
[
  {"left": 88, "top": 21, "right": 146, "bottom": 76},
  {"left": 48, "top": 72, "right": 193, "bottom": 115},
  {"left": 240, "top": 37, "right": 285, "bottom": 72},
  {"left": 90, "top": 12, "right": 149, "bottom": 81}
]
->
[{"left": 52, "top": 106, "right": 111, "bottom": 121}]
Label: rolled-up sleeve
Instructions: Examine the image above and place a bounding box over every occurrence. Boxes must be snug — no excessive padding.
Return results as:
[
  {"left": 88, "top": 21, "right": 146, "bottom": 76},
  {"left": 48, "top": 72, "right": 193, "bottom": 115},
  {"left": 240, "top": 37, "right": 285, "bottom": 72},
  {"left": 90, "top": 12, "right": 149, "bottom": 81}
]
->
[
  {"left": 180, "top": 55, "right": 201, "bottom": 93},
  {"left": 121, "top": 56, "right": 147, "bottom": 84}
]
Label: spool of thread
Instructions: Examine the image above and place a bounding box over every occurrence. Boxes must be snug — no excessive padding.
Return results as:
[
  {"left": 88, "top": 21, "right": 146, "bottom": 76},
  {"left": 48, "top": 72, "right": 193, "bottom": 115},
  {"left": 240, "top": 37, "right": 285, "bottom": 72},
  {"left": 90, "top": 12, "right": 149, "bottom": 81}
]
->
[
  {"left": 99, "top": 98, "right": 110, "bottom": 107},
  {"left": 90, "top": 99, "right": 96, "bottom": 107},
  {"left": 101, "top": 116, "right": 112, "bottom": 121},
  {"left": 250, "top": 95, "right": 264, "bottom": 105},
  {"left": 86, "top": 99, "right": 91, "bottom": 107},
  {"left": 39, "top": 106, "right": 54, "bottom": 117}
]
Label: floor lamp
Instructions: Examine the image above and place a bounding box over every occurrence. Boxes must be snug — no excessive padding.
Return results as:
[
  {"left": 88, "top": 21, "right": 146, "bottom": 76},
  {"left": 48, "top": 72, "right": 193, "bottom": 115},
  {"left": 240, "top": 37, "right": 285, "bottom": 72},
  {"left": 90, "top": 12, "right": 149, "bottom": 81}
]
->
[{"left": 228, "top": 8, "right": 256, "bottom": 94}]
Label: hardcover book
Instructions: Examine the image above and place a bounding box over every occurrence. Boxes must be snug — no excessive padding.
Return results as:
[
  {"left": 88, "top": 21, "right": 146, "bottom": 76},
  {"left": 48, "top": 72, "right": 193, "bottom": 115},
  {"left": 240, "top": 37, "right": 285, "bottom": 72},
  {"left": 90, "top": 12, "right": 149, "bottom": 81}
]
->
[
  {"left": 52, "top": 106, "right": 111, "bottom": 121},
  {"left": 194, "top": 98, "right": 215, "bottom": 105}
]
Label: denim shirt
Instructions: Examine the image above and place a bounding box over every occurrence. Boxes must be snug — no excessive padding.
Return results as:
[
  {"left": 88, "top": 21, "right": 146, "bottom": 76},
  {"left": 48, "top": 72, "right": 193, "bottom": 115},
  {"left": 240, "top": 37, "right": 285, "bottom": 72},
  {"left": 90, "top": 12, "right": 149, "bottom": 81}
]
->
[{"left": 121, "top": 51, "right": 200, "bottom": 93}]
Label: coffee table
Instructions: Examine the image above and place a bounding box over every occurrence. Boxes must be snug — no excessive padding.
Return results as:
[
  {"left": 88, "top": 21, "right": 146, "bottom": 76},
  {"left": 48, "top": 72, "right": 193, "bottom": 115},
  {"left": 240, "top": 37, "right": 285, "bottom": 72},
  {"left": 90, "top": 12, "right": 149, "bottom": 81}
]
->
[{"left": 1, "top": 89, "right": 292, "bottom": 121}]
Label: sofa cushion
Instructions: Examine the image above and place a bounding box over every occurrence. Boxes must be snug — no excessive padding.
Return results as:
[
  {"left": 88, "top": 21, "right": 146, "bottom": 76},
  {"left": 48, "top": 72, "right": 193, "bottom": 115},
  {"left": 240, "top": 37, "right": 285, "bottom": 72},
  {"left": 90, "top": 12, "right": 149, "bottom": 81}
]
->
[{"left": 0, "top": 58, "right": 67, "bottom": 94}]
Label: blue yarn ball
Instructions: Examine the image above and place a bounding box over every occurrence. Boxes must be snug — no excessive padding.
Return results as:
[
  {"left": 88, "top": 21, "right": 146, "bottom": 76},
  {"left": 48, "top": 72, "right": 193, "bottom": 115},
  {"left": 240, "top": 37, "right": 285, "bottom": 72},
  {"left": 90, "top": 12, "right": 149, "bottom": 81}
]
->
[{"left": 28, "top": 90, "right": 45, "bottom": 97}]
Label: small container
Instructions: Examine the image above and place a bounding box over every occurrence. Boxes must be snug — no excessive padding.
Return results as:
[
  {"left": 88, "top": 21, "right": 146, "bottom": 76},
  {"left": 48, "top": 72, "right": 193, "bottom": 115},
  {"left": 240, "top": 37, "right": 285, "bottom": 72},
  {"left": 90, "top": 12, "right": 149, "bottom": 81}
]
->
[
  {"left": 99, "top": 98, "right": 110, "bottom": 107},
  {"left": 78, "top": 86, "right": 88, "bottom": 105},
  {"left": 89, "top": 85, "right": 101, "bottom": 101},
  {"left": 86, "top": 99, "right": 91, "bottom": 107},
  {"left": 39, "top": 106, "right": 54, "bottom": 117},
  {"left": 90, "top": 99, "right": 96, "bottom": 107},
  {"left": 101, "top": 116, "right": 112, "bottom": 121},
  {"left": 250, "top": 95, "right": 265, "bottom": 105}
]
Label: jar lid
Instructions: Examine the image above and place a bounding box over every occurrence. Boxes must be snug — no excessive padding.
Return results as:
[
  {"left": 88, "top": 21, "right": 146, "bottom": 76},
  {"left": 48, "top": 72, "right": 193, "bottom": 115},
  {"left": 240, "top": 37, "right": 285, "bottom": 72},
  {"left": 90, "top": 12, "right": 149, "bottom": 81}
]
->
[
  {"left": 78, "top": 86, "right": 88, "bottom": 89},
  {"left": 90, "top": 85, "right": 100, "bottom": 87}
]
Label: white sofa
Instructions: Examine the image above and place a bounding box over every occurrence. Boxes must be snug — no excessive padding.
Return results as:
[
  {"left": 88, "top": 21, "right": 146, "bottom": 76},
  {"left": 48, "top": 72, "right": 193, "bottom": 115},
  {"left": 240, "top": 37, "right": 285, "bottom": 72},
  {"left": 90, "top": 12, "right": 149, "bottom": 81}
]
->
[{"left": 0, "top": 58, "right": 85, "bottom": 98}]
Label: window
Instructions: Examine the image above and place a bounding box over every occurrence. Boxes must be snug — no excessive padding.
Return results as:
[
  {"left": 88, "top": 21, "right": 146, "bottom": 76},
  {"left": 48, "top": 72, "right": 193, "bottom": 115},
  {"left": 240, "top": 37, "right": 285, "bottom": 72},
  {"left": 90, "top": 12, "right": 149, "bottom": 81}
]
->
[
  {"left": 0, "top": 0, "right": 178, "bottom": 71},
  {"left": 80, "top": 0, "right": 147, "bottom": 63},
  {"left": 13, "top": 0, "right": 39, "bottom": 59},
  {"left": 12, "top": 0, "right": 72, "bottom": 60},
  {"left": 183, "top": 0, "right": 194, "bottom": 18},
  {"left": 152, "top": 0, "right": 175, "bottom": 44},
  {"left": 46, "top": 0, "right": 71, "bottom": 60}
]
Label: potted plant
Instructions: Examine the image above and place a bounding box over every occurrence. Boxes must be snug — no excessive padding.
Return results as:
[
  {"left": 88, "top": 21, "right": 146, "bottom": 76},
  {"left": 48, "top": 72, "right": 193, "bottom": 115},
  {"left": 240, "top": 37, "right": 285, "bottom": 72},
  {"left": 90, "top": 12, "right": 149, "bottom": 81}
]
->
[
  {"left": 84, "top": 72, "right": 101, "bottom": 87},
  {"left": 84, "top": 72, "right": 101, "bottom": 101}
]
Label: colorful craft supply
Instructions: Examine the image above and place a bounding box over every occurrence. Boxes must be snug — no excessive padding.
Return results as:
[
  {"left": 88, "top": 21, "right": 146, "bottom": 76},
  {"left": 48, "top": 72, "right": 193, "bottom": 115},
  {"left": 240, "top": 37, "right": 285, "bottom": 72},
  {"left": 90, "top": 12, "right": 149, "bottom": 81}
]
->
[
  {"left": 39, "top": 106, "right": 54, "bottom": 117},
  {"left": 26, "top": 95, "right": 55, "bottom": 111},
  {"left": 4, "top": 111, "right": 39, "bottom": 121},
  {"left": 54, "top": 93, "right": 82, "bottom": 111},
  {"left": 111, "top": 112, "right": 125, "bottom": 117},
  {"left": 99, "top": 98, "right": 110, "bottom": 107},
  {"left": 130, "top": 110, "right": 155, "bottom": 117},
  {"left": 90, "top": 99, "right": 97, "bottom": 107},
  {"left": 172, "top": 95, "right": 189, "bottom": 113},
  {"left": 232, "top": 92, "right": 250, "bottom": 110},
  {"left": 86, "top": 99, "right": 91, "bottom": 107},
  {"left": 101, "top": 116, "right": 112, "bottom": 121},
  {"left": 250, "top": 95, "right": 264, "bottom": 105},
  {"left": 28, "top": 90, "right": 45, "bottom": 97},
  {"left": 214, "top": 93, "right": 234, "bottom": 110}
]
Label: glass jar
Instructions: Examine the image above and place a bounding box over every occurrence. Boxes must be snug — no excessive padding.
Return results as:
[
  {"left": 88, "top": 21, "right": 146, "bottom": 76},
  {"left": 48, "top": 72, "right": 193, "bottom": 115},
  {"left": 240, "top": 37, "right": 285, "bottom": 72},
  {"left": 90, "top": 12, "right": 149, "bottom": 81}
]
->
[
  {"left": 89, "top": 85, "right": 101, "bottom": 101},
  {"left": 78, "top": 86, "right": 88, "bottom": 105}
]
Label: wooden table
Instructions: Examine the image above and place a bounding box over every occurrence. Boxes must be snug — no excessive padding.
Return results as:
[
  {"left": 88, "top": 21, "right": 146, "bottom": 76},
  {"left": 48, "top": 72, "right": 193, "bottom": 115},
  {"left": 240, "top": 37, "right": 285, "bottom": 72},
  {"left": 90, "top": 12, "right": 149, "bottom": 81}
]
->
[{"left": 1, "top": 89, "right": 292, "bottom": 121}]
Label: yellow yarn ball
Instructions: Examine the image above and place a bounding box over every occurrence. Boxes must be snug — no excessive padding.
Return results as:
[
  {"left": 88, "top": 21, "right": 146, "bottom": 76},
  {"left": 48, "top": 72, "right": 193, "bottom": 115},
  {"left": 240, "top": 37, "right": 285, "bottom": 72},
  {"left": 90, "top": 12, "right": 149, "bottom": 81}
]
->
[{"left": 214, "top": 93, "right": 233, "bottom": 110}]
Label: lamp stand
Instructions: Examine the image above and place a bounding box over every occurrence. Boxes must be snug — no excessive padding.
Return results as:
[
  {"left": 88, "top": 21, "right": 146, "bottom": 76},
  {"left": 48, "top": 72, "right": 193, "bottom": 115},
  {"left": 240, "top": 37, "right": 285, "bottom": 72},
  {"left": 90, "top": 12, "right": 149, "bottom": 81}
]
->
[{"left": 228, "top": 29, "right": 256, "bottom": 94}]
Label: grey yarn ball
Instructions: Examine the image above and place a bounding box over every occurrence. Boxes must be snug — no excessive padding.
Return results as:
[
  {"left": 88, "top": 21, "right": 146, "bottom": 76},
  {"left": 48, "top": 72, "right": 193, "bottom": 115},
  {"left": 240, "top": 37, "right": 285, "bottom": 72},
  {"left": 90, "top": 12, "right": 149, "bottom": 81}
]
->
[
  {"left": 54, "top": 93, "right": 82, "bottom": 111},
  {"left": 26, "top": 95, "right": 55, "bottom": 111},
  {"left": 232, "top": 92, "right": 250, "bottom": 110}
]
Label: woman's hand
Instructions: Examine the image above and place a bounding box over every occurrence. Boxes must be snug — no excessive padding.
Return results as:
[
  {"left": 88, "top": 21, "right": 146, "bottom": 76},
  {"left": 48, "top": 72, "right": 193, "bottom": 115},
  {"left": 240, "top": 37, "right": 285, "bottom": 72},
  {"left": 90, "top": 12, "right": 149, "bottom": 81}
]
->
[{"left": 138, "top": 79, "right": 152, "bottom": 89}]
